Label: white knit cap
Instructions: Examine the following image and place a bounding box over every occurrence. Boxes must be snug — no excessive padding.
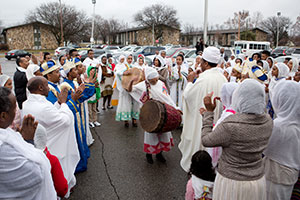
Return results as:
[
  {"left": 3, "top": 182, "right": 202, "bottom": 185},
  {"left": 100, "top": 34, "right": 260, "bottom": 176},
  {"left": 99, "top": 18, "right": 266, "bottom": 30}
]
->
[
  {"left": 202, "top": 47, "right": 221, "bottom": 64},
  {"left": 145, "top": 67, "right": 159, "bottom": 81}
]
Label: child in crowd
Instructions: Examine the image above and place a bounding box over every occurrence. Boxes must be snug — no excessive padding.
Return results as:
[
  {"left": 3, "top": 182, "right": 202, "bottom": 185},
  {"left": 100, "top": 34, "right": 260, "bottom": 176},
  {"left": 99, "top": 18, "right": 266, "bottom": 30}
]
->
[{"left": 185, "top": 150, "right": 215, "bottom": 200}]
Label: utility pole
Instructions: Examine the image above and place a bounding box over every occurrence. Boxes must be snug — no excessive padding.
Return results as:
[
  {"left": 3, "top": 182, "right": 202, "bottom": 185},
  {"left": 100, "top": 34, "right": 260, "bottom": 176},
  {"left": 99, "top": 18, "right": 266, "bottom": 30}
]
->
[
  {"left": 90, "top": 0, "right": 96, "bottom": 47},
  {"left": 59, "top": 0, "right": 64, "bottom": 46},
  {"left": 152, "top": 23, "right": 155, "bottom": 46},
  {"left": 276, "top": 12, "right": 281, "bottom": 47},
  {"left": 238, "top": 12, "right": 240, "bottom": 40},
  {"left": 203, "top": 0, "right": 208, "bottom": 45}
]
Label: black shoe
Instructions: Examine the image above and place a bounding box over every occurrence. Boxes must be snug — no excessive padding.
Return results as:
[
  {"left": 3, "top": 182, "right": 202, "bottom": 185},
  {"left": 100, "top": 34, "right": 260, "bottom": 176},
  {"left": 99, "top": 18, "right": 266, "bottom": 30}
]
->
[
  {"left": 132, "top": 120, "right": 138, "bottom": 127},
  {"left": 146, "top": 154, "right": 153, "bottom": 164},
  {"left": 124, "top": 121, "right": 129, "bottom": 128},
  {"left": 107, "top": 105, "right": 113, "bottom": 109},
  {"left": 102, "top": 106, "right": 106, "bottom": 110},
  {"left": 156, "top": 152, "right": 166, "bottom": 163}
]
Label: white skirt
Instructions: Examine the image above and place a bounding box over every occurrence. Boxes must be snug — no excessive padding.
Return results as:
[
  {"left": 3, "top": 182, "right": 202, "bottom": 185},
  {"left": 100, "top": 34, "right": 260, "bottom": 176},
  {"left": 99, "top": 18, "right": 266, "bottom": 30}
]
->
[
  {"left": 213, "top": 173, "right": 267, "bottom": 200},
  {"left": 84, "top": 101, "right": 94, "bottom": 146},
  {"left": 115, "top": 90, "right": 140, "bottom": 121},
  {"left": 144, "top": 131, "right": 174, "bottom": 154}
]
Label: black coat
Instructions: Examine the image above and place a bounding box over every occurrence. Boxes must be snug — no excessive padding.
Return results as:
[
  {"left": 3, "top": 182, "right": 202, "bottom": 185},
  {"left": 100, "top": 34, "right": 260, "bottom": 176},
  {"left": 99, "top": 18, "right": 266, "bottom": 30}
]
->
[{"left": 13, "top": 68, "right": 28, "bottom": 109}]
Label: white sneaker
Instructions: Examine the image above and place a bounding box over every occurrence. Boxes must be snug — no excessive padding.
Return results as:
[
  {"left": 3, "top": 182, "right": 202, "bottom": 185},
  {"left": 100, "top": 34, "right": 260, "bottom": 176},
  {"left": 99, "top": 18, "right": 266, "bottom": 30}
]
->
[
  {"left": 94, "top": 121, "right": 101, "bottom": 127},
  {"left": 89, "top": 122, "right": 95, "bottom": 128}
]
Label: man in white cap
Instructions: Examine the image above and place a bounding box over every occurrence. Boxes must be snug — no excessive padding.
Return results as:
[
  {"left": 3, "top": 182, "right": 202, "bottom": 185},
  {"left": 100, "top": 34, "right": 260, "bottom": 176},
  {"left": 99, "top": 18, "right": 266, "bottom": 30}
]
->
[{"left": 178, "top": 47, "right": 228, "bottom": 172}]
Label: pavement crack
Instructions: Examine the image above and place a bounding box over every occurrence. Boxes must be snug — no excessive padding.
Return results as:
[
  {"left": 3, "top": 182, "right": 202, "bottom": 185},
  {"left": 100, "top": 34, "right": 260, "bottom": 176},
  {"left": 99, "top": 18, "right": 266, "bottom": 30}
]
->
[{"left": 94, "top": 130, "right": 121, "bottom": 200}]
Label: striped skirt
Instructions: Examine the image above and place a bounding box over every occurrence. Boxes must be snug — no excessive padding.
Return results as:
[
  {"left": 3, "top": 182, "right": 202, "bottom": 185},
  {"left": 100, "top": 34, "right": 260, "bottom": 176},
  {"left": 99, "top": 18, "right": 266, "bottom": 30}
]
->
[
  {"left": 291, "top": 177, "right": 300, "bottom": 200},
  {"left": 213, "top": 173, "right": 266, "bottom": 200}
]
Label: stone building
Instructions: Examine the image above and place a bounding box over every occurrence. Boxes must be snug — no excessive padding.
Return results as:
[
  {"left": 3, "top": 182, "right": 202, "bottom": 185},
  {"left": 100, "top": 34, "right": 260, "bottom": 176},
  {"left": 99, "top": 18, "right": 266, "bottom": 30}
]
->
[
  {"left": 2, "top": 22, "right": 58, "bottom": 50},
  {"left": 115, "top": 24, "right": 180, "bottom": 46},
  {"left": 181, "top": 28, "right": 268, "bottom": 47}
]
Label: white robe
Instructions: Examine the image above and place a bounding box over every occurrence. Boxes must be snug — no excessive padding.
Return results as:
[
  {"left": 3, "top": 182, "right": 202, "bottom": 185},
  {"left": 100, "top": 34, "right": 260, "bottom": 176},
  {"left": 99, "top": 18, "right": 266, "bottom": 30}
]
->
[
  {"left": 0, "top": 128, "right": 56, "bottom": 200},
  {"left": 22, "top": 93, "right": 80, "bottom": 196},
  {"left": 168, "top": 65, "right": 187, "bottom": 111},
  {"left": 178, "top": 67, "right": 227, "bottom": 172}
]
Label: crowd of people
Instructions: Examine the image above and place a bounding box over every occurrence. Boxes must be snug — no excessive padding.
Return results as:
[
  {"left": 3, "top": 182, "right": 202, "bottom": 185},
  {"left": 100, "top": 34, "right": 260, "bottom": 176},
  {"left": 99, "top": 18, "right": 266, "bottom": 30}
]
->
[{"left": 0, "top": 42, "right": 299, "bottom": 199}]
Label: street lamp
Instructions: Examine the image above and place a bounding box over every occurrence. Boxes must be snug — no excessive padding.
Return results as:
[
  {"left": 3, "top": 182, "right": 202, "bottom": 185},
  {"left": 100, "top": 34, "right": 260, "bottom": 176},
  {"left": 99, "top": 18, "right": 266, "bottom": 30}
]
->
[
  {"left": 276, "top": 12, "right": 281, "bottom": 47},
  {"left": 59, "top": 0, "right": 64, "bottom": 46},
  {"left": 90, "top": 0, "right": 96, "bottom": 47},
  {"left": 203, "top": 0, "right": 208, "bottom": 46}
]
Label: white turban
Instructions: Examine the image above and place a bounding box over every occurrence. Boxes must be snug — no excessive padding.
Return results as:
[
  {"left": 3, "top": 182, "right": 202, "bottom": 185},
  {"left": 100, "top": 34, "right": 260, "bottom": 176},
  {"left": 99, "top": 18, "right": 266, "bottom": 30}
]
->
[
  {"left": 232, "top": 79, "right": 265, "bottom": 114},
  {"left": 145, "top": 67, "right": 159, "bottom": 81},
  {"left": 26, "top": 64, "right": 40, "bottom": 80},
  {"left": 202, "top": 47, "right": 221, "bottom": 64},
  {"left": 0, "top": 75, "right": 10, "bottom": 87},
  {"left": 33, "top": 124, "right": 47, "bottom": 150}
]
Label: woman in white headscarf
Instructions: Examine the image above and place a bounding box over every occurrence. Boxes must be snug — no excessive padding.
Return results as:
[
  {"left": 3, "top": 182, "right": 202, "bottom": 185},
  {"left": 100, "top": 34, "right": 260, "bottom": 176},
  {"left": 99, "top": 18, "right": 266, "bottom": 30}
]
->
[
  {"left": 0, "top": 75, "right": 21, "bottom": 131},
  {"left": 134, "top": 55, "right": 147, "bottom": 70},
  {"left": 201, "top": 79, "right": 273, "bottom": 200},
  {"left": 191, "top": 55, "right": 202, "bottom": 72},
  {"left": 264, "top": 80, "right": 300, "bottom": 200},
  {"left": 26, "top": 64, "right": 42, "bottom": 80},
  {"left": 128, "top": 67, "right": 178, "bottom": 164},
  {"left": 266, "top": 63, "right": 290, "bottom": 119},
  {"left": 287, "top": 58, "right": 299, "bottom": 79},
  {"left": 206, "top": 82, "right": 238, "bottom": 167},
  {"left": 114, "top": 55, "right": 140, "bottom": 127}
]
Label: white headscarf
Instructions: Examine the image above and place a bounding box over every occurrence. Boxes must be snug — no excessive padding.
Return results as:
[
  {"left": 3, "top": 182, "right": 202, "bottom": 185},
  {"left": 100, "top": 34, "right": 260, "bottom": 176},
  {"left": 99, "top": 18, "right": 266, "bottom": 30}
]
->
[
  {"left": 145, "top": 67, "right": 159, "bottom": 81},
  {"left": 232, "top": 79, "right": 265, "bottom": 114},
  {"left": 264, "top": 80, "right": 300, "bottom": 170},
  {"left": 118, "top": 55, "right": 126, "bottom": 64},
  {"left": 261, "top": 60, "right": 270, "bottom": 73},
  {"left": 289, "top": 57, "right": 299, "bottom": 77},
  {"left": 269, "top": 63, "right": 290, "bottom": 97},
  {"left": 220, "top": 82, "right": 239, "bottom": 109},
  {"left": 34, "top": 124, "right": 47, "bottom": 150},
  {"left": 0, "top": 75, "right": 10, "bottom": 87},
  {"left": 26, "top": 64, "right": 40, "bottom": 81}
]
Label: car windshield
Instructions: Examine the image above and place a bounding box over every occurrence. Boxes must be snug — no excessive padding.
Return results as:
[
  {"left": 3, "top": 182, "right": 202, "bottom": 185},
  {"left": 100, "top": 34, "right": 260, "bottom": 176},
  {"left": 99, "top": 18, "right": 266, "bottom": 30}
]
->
[
  {"left": 293, "top": 49, "right": 300, "bottom": 54},
  {"left": 166, "top": 48, "right": 178, "bottom": 57},
  {"left": 185, "top": 50, "right": 196, "bottom": 58},
  {"left": 133, "top": 47, "right": 141, "bottom": 52},
  {"left": 9, "top": 50, "right": 18, "bottom": 53}
]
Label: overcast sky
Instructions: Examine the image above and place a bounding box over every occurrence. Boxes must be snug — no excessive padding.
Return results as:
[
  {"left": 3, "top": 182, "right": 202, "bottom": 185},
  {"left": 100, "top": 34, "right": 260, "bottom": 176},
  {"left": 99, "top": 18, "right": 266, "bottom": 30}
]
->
[{"left": 1, "top": 0, "right": 299, "bottom": 28}]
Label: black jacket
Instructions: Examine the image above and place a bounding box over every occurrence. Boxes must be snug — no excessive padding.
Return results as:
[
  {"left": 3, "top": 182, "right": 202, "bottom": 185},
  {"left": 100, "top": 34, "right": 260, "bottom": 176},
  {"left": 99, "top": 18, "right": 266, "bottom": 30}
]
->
[{"left": 13, "top": 68, "right": 28, "bottom": 109}]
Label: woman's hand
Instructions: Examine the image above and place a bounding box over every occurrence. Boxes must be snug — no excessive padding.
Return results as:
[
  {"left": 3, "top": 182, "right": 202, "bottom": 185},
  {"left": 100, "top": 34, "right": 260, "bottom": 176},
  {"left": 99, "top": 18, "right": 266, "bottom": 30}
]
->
[{"left": 203, "top": 92, "right": 220, "bottom": 112}]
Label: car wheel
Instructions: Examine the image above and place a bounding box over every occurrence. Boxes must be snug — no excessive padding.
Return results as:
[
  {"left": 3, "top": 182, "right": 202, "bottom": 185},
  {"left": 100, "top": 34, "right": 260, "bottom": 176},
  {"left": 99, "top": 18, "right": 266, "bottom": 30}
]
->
[{"left": 7, "top": 58, "right": 11, "bottom": 60}]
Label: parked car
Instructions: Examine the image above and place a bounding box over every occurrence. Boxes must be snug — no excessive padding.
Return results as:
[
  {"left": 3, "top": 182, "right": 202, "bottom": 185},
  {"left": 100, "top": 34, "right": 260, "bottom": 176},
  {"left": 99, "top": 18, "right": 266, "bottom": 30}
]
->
[
  {"left": 5, "top": 50, "right": 31, "bottom": 60},
  {"left": 54, "top": 47, "right": 70, "bottom": 58},
  {"left": 271, "top": 46, "right": 293, "bottom": 58},
  {"left": 102, "top": 46, "right": 120, "bottom": 54},
  {"left": 79, "top": 49, "right": 106, "bottom": 62},
  {"left": 133, "top": 46, "right": 165, "bottom": 61},
  {"left": 67, "top": 44, "right": 81, "bottom": 49},
  {"left": 291, "top": 48, "right": 300, "bottom": 60}
]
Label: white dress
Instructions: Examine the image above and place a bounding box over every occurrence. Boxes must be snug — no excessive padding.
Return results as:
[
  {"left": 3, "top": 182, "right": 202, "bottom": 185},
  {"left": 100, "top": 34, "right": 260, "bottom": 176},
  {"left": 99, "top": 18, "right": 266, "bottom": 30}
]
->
[
  {"left": 168, "top": 64, "right": 187, "bottom": 111},
  {"left": 114, "top": 63, "right": 140, "bottom": 121},
  {"left": 130, "top": 80, "right": 177, "bottom": 154}
]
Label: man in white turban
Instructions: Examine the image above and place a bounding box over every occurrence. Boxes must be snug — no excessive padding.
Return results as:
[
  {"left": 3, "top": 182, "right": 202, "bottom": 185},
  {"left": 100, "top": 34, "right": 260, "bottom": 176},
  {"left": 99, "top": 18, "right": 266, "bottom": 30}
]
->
[{"left": 178, "top": 47, "right": 228, "bottom": 172}]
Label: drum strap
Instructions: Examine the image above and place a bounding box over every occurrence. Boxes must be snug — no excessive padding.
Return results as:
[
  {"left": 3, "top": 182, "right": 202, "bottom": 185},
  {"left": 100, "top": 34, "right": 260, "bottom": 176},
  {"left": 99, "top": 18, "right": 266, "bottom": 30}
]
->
[{"left": 145, "top": 81, "right": 152, "bottom": 101}]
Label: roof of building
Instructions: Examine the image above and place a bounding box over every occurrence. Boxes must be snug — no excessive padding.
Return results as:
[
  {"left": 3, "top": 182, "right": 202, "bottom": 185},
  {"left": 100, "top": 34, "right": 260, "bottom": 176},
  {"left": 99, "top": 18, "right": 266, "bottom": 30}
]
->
[
  {"left": 181, "top": 27, "right": 268, "bottom": 36},
  {"left": 2, "top": 21, "right": 52, "bottom": 34},
  {"left": 117, "top": 24, "right": 180, "bottom": 33}
]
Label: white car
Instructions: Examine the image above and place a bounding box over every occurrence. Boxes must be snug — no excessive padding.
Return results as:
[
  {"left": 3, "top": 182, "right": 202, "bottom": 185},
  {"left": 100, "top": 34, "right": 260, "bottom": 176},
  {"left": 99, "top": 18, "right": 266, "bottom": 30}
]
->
[
  {"left": 292, "top": 48, "right": 300, "bottom": 60},
  {"left": 102, "top": 46, "right": 120, "bottom": 54},
  {"left": 54, "top": 47, "right": 70, "bottom": 58}
]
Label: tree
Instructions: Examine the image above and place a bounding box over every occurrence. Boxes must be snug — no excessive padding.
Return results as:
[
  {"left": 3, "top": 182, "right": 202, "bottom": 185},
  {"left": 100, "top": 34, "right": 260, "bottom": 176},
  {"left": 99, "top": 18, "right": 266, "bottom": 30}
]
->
[
  {"left": 290, "top": 15, "right": 300, "bottom": 46},
  {"left": 26, "top": 2, "right": 90, "bottom": 46},
  {"left": 134, "top": 4, "right": 180, "bottom": 42},
  {"left": 240, "top": 30, "right": 256, "bottom": 41},
  {"left": 250, "top": 11, "right": 263, "bottom": 28},
  {"left": 260, "top": 16, "right": 292, "bottom": 46},
  {"left": 224, "top": 10, "right": 250, "bottom": 29}
]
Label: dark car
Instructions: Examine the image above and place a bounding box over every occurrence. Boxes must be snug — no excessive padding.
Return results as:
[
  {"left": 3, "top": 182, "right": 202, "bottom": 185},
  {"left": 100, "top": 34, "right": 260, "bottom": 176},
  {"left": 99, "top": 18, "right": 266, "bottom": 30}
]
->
[
  {"left": 133, "top": 46, "right": 165, "bottom": 61},
  {"left": 5, "top": 50, "right": 31, "bottom": 60},
  {"left": 271, "top": 46, "right": 293, "bottom": 58},
  {"left": 79, "top": 49, "right": 106, "bottom": 62}
]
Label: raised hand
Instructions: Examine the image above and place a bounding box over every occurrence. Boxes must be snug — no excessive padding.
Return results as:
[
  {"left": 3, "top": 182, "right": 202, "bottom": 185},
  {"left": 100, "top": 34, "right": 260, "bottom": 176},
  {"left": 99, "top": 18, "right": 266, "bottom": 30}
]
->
[
  {"left": 187, "top": 71, "right": 197, "bottom": 82},
  {"left": 203, "top": 92, "right": 220, "bottom": 112},
  {"left": 20, "top": 114, "right": 38, "bottom": 141},
  {"left": 57, "top": 88, "right": 68, "bottom": 104}
]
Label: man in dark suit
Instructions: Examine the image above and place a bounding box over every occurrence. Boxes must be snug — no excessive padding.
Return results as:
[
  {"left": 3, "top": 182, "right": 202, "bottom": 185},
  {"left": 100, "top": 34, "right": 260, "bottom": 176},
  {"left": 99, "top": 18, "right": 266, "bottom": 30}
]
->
[{"left": 13, "top": 57, "right": 29, "bottom": 109}]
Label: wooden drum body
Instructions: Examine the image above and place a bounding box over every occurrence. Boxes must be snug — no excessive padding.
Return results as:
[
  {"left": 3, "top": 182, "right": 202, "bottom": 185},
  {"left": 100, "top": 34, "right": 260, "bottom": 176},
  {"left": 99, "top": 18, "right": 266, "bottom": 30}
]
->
[
  {"left": 121, "top": 68, "right": 144, "bottom": 91},
  {"left": 140, "top": 99, "right": 182, "bottom": 133}
]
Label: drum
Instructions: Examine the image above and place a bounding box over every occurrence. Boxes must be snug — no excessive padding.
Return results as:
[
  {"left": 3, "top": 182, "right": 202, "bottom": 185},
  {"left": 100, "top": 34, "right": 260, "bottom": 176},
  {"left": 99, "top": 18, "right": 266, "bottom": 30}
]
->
[
  {"left": 139, "top": 99, "right": 182, "bottom": 133},
  {"left": 122, "top": 68, "right": 144, "bottom": 91}
]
